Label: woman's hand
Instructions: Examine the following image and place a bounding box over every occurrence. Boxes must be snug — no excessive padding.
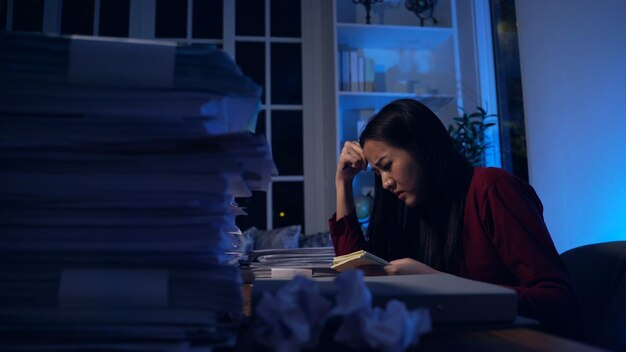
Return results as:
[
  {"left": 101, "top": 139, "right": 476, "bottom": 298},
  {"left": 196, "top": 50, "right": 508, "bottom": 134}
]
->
[
  {"left": 356, "top": 258, "right": 439, "bottom": 276},
  {"left": 335, "top": 141, "right": 367, "bottom": 219},
  {"left": 358, "top": 258, "right": 439, "bottom": 276},
  {"left": 385, "top": 258, "right": 439, "bottom": 275},
  {"left": 336, "top": 141, "right": 367, "bottom": 183}
]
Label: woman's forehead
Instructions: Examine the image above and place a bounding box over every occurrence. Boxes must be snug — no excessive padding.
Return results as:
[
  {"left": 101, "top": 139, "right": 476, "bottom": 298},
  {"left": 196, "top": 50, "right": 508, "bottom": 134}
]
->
[
  {"left": 363, "top": 139, "right": 389, "bottom": 152},
  {"left": 363, "top": 140, "right": 393, "bottom": 162}
]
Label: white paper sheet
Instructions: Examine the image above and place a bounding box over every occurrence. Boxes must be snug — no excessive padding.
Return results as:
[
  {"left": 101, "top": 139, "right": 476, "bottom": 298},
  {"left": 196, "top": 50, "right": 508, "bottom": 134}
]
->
[{"left": 58, "top": 268, "right": 169, "bottom": 308}]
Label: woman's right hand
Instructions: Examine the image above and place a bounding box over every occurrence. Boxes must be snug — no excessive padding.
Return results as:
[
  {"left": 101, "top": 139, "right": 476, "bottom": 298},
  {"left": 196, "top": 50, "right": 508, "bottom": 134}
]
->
[{"left": 336, "top": 141, "right": 368, "bottom": 183}]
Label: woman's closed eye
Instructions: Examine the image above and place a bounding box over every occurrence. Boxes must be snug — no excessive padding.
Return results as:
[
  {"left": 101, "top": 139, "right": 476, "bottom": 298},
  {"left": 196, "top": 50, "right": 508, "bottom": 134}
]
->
[{"left": 372, "top": 162, "right": 391, "bottom": 176}]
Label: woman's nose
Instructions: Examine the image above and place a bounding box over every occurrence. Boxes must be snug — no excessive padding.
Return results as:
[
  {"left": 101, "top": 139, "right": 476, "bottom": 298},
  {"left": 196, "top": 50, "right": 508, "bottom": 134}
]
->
[{"left": 383, "top": 177, "right": 394, "bottom": 191}]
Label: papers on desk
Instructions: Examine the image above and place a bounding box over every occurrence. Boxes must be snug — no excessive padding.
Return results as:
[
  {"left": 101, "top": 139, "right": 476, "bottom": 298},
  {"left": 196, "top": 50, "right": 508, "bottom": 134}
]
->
[
  {"left": 242, "top": 247, "right": 337, "bottom": 281},
  {"left": 0, "top": 32, "right": 274, "bottom": 351}
]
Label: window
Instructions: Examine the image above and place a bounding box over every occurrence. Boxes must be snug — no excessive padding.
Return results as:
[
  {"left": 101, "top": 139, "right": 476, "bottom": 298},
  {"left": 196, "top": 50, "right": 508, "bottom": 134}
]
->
[
  {"left": 0, "top": 0, "right": 7, "bottom": 30},
  {"left": 6, "top": 0, "right": 132, "bottom": 37},
  {"left": 192, "top": 0, "right": 222, "bottom": 39},
  {"left": 272, "top": 182, "right": 304, "bottom": 228},
  {"left": 61, "top": 0, "right": 95, "bottom": 35},
  {"left": 233, "top": 0, "right": 304, "bottom": 231},
  {"left": 99, "top": 0, "right": 130, "bottom": 37},
  {"left": 490, "top": 0, "right": 528, "bottom": 181},
  {"left": 271, "top": 110, "right": 303, "bottom": 175},
  {"left": 236, "top": 41, "right": 265, "bottom": 102},
  {"left": 12, "top": 0, "right": 44, "bottom": 32},
  {"left": 155, "top": 0, "right": 187, "bottom": 38}
]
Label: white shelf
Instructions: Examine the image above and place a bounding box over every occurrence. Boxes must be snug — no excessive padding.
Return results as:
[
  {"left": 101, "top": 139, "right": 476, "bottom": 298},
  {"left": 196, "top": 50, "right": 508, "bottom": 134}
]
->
[
  {"left": 336, "top": 23, "right": 453, "bottom": 50},
  {"left": 333, "top": 0, "right": 461, "bottom": 200},
  {"left": 339, "top": 91, "right": 454, "bottom": 111}
]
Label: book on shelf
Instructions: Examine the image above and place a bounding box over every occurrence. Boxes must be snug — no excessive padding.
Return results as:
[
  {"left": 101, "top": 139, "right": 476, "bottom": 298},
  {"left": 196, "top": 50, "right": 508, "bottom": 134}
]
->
[
  {"left": 337, "top": 47, "right": 376, "bottom": 93},
  {"left": 331, "top": 250, "right": 389, "bottom": 272},
  {"left": 364, "top": 57, "right": 375, "bottom": 92},
  {"left": 356, "top": 49, "right": 365, "bottom": 91},
  {"left": 349, "top": 50, "right": 359, "bottom": 91},
  {"left": 338, "top": 48, "right": 350, "bottom": 91}
]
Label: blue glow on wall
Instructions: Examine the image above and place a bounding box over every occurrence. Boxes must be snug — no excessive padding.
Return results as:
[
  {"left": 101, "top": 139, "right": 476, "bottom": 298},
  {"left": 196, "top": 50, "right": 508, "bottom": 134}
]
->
[{"left": 516, "top": 0, "right": 626, "bottom": 253}]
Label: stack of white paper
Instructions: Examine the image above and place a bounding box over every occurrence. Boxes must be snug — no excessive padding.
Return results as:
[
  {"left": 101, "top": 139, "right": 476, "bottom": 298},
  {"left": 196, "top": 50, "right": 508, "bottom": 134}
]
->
[
  {"left": 244, "top": 247, "right": 337, "bottom": 280},
  {"left": 0, "top": 32, "right": 275, "bottom": 351},
  {"left": 0, "top": 32, "right": 261, "bottom": 134}
]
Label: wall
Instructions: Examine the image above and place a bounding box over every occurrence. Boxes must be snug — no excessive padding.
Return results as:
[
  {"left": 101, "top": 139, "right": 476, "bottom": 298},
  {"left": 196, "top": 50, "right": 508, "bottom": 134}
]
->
[{"left": 515, "top": 1, "right": 626, "bottom": 252}]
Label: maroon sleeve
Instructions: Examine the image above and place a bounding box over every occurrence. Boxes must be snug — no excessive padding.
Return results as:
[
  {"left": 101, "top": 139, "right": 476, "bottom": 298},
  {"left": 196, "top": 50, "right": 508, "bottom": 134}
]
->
[
  {"left": 328, "top": 210, "right": 366, "bottom": 256},
  {"left": 482, "top": 176, "right": 582, "bottom": 338}
]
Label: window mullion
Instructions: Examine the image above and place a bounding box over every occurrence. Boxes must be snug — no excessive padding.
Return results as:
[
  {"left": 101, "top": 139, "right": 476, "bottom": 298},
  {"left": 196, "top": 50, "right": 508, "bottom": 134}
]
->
[
  {"left": 223, "top": 0, "right": 235, "bottom": 57},
  {"left": 129, "top": 0, "right": 155, "bottom": 39},
  {"left": 186, "top": 0, "right": 192, "bottom": 43},
  {"left": 265, "top": 0, "right": 273, "bottom": 230},
  {"left": 93, "top": 0, "right": 100, "bottom": 35},
  {"left": 6, "top": 0, "right": 13, "bottom": 30},
  {"left": 42, "top": 0, "right": 61, "bottom": 34}
]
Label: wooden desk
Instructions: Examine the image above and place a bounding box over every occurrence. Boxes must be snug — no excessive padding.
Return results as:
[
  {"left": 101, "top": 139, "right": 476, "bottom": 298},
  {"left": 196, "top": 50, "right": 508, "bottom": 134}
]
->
[{"left": 416, "top": 328, "right": 607, "bottom": 352}]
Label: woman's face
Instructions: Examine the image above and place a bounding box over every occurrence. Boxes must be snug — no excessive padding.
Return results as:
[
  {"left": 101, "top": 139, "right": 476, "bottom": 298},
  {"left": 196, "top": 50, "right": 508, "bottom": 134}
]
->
[{"left": 362, "top": 140, "right": 425, "bottom": 208}]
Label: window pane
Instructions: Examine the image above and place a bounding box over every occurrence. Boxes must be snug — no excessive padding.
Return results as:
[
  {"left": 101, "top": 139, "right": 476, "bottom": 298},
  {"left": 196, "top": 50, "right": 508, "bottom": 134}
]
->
[
  {"left": 193, "top": 0, "right": 222, "bottom": 39},
  {"left": 235, "top": 41, "right": 265, "bottom": 103},
  {"left": 0, "top": 0, "right": 6, "bottom": 30},
  {"left": 155, "top": 0, "right": 187, "bottom": 38},
  {"left": 61, "top": 0, "right": 95, "bottom": 35},
  {"left": 99, "top": 0, "right": 129, "bottom": 37},
  {"left": 236, "top": 191, "right": 267, "bottom": 231},
  {"left": 273, "top": 182, "right": 304, "bottom": 229},
  {"left": 271, "top": 43, "right": 302, "bottom": 105},
  {"left": 255, "top": 110, "right": 266, "bottom": 136},
  {"left": 235, "top": 0, "right": 264, "bottom": 36},
  {"left": 270, "top": 0, "right": 300, "bottom": 37},
  {"left": 13, "top": 0, "right": 44, "bottom": 32},
  {"left": 271, "top": 110, "right": 303, "bottom": 175},
  {"left": 490, "top": 0, "right": 528, "bottom": 181}
]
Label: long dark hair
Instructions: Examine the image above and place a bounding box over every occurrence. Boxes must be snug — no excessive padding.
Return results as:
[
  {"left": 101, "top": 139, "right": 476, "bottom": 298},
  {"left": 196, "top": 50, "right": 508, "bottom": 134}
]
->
[{"left": 359, "top": 99, "right": 473, "bottom": 273}]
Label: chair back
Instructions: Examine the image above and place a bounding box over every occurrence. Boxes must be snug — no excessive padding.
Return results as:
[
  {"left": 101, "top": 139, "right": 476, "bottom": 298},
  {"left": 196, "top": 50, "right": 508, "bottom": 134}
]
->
[{"left": 560, "top": 241, "right": 626, "bottom": 351}]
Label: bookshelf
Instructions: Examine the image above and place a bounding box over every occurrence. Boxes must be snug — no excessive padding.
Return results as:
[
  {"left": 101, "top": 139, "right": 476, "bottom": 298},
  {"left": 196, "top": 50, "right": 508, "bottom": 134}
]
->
[{"left": 333, "top": 0, "right": 462, "bottom": 198}]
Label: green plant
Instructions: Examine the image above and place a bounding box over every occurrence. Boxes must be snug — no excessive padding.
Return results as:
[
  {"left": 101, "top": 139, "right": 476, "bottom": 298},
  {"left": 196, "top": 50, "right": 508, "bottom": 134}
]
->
[{"left": 448, "top": 107, "right": 496, "bottom": 166}]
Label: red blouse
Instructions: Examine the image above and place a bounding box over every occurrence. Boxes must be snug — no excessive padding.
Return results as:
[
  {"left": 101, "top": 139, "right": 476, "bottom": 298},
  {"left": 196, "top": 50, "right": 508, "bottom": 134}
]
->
[{"left": 329, "top": 167, "right": 582, "bottom": 337}]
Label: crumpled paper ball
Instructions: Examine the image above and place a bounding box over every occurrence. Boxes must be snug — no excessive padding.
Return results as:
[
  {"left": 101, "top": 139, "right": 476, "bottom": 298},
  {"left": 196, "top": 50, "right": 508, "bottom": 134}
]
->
[
  {"left": 253, "top": 275, "right": 333, "bottom": 352},
  {"left": 251, "top": 270, "right": 431, "bottom": 352}
]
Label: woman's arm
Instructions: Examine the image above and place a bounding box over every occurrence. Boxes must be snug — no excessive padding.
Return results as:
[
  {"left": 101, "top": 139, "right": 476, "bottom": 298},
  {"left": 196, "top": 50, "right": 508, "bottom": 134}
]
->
[
  {"left": 335, "top": 178, "right": 355, "bottom": 221},
  {"left": 335, "top": 141, "right": 367, "bottom": 220},
  {"left": 330, "top": 141, "right": 369, "bottom": 255},
  {"left": 482, "top": 174, "right": 582, "bottom": 338},
  {"left": 329, "top": 210, "right": 366, "bottom": 256}
]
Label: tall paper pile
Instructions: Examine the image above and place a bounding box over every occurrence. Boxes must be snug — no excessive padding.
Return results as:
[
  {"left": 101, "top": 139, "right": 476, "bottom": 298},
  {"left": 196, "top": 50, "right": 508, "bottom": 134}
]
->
[{"left": 0, "top": 32, "right": 276, "bottom": 351}]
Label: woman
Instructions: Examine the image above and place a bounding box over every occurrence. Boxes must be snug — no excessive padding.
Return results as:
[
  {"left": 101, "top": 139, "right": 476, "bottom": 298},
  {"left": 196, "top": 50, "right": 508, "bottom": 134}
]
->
[{"left": 330, "top": 99, "right": 581, "bottom": 337}]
